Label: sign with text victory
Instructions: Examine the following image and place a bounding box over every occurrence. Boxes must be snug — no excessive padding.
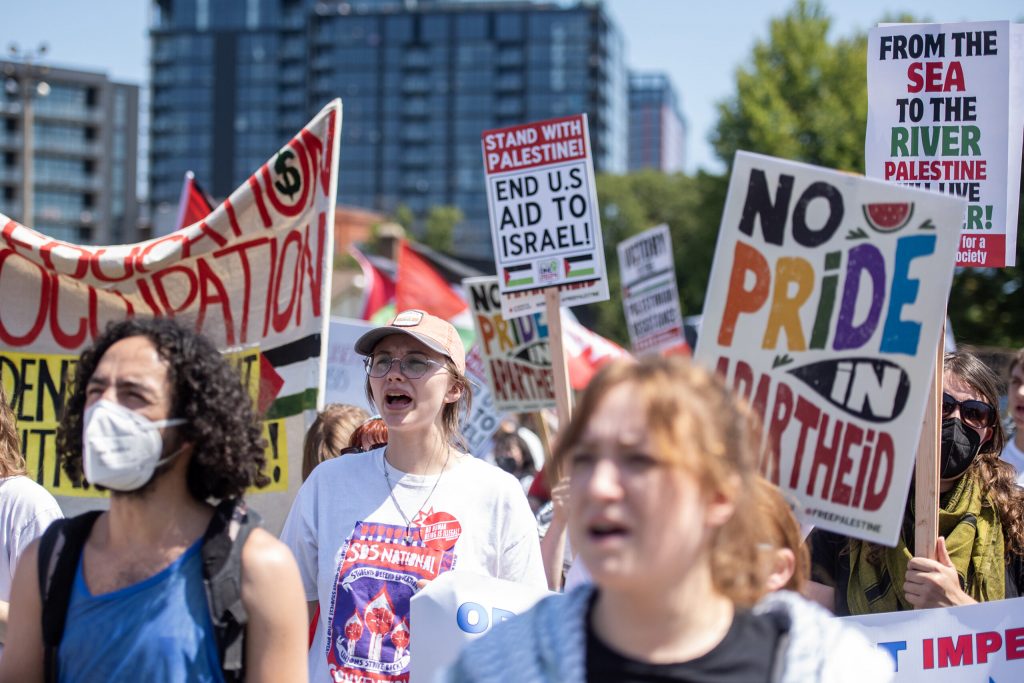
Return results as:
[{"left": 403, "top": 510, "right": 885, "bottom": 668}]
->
[
  {"left": 617, "top": 224, "right": 687, "bottom": 355},
  {"left": 0, "top": 100, "right": 341, "bottom": 533},
  {"left": 694, "top": 152, "right": 964, "bottom": 546},
  {"left": 482, "top": 114, "right": 609, "bottom": 318},
  {"left": 866, "top": 21, "right": 1024, "bottom": 267}
]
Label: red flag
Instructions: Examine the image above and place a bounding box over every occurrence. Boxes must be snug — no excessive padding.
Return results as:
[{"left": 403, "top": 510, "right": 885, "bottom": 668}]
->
[
  {"left": 396, "top": 240, "right": 467, "bottom": 319},
  {"left": 175, "top": 171, "right": 215, "bottom": 231},
  {"left": 562, "top": 314, "right": 631, "bottom": 390},
  {"left": 350, "top": 246, "right": 396, "bottom": 320}
]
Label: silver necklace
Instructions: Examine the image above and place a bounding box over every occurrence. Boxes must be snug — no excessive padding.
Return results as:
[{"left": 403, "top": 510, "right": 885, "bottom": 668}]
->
[{"left": 382, "top": 447, "right": 451, "bottom": 544}]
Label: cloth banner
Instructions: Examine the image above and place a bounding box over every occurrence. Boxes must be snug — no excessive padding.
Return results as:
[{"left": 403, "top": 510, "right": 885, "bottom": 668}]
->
[
  {"left": 694, "top": 151, "right": 964, "bottom": 546},
  {"left": 845, "top": 597, "right": 1024, "bottom": 681},
  {"left": 0, "top": 100, "right": 342, "bottom": 534},
  {"left": 409, "top": 571, "right": 551, "bottom": 682}
]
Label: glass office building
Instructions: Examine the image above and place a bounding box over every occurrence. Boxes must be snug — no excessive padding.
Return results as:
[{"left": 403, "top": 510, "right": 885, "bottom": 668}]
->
[
  {"left": 149, "top": 0, "right": 627, "bottom": 259},
  {"left": 0, "top": 62, "right": 139, "bottom": 244},
  {"left": 628, "top": 71, "right": 685, "bottom": 174}
]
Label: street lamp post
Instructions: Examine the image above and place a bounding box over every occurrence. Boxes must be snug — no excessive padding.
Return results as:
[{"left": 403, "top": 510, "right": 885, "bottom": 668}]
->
[{"left": 6, "top": 43, "right": 49, "bottom": 227}]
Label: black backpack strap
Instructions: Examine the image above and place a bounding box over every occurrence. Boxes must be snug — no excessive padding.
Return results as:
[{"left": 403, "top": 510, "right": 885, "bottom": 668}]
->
[
  {"left": 37, "top": 511, "right": 103, "bottom": 683},
  {"left": 202, "top": 498, "right": 261, "bottom": 682}
]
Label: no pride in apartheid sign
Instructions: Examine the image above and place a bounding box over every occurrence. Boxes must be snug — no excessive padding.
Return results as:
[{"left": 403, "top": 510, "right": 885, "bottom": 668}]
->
[
  {"left": 0, "top": 100, "right": 342, "bottom": 533},
  {"left": 617, "top": 224, "right": 687, "bottom": 355},
  {"left": 465, "top": 276, "right": 556, "bottom": 413},
  {"left": 694, "top": 151, "right": 964, "bottom": 545},
  {"left": 482, "top": 114, "right": 609, "bottom": 319},
  {"left": 845, "top": 597, "right": 1024, "bottom": 681},
  {"left": 866, "top": 21, "right": 1024, "bottom": 267}
]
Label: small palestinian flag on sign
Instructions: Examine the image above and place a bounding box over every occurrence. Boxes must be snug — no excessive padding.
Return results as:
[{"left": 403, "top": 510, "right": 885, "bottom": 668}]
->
[
  {"left": 564, "top": 254, "right": 596, "bottom": 278},
  {"left": 504, "top": 263, "right": 534, "bottom": 287}
]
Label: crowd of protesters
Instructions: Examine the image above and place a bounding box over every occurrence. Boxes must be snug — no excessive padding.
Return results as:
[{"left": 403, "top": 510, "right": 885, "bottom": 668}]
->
[{"left": 1, "top": 311, "right": 1023, "bottom": 681}]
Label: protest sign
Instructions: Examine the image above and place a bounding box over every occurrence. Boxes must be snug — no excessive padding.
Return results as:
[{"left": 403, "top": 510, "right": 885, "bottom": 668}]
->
[
  {"left": 481, "top": 114, "right": 609, "bottom": 319},
  {"left": 694, "top": 151, "right": 964, "bottom": 545},
  {"left": 845, "top": 597, "right": 1024, "bottom": 681},
  {"left": 462, "top": 345, "right": 503, "bottom": 458},
  {"left": 465, "top": 276, "right": 556, "bottom": 413},
  {"left": 324, "top": 317, "right": 376, "bottom": 412},
  {"left": 866, "top": 21, "right": 1024, "bottom": 267},
  {"left": 0, "top": 100, "right": 342, "bottom": 533},
  {"left": 409, "top": 571, "right": 551, "bottom": 682},
  {"left": 617, "top": 224, "right": 687, "bottom": 355}
]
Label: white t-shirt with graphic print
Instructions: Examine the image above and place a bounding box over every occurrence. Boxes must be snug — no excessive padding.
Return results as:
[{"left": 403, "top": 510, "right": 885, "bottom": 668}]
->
[{"left": 280, "top": 448, "right": 545, "bottom": 683}]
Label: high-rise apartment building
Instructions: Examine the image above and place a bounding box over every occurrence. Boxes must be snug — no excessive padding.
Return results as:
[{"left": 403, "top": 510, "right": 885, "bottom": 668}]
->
[
  {"left": 0, "top": 62, "right": 139, "bottom": 244},
  {"left": 149, "top": 0, "right": 626, "bottom": 259},
  {"left": 628, "top": 71, "right": 685, "bottom": 174}
]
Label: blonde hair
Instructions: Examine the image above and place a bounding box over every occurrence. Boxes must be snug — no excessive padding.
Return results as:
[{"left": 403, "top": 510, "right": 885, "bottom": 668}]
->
[
  {"left": 753, "top": 477, "right": 810, "bottom": 594},
  {"left": 0, "top": 384, "right": 25, "bottom": 477},
  {"left": 302, "top": 404, "right": 370, "bottom": 481},
  {"left": 553, "top": 356, "right": 767, "bottom": 606}
]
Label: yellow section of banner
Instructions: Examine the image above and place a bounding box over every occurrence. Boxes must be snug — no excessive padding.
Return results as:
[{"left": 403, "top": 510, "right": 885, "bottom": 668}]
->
[{"left": 1, "top": 349, "right": 288, "bottom": 497}]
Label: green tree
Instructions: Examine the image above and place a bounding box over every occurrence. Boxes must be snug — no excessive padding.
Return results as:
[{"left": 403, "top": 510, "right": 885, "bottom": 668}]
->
[
  {"left": 582, "top": 170, "right": 725, "bottom": 346},
  {"left": 423, "top": 205, "right": 463, "bottom": 254},
  {"left": 710, "top": 0, "right": 1024, "bottom": 349},
  {"left": 712, "top": 0, "right": 867, "bottom": 173}
]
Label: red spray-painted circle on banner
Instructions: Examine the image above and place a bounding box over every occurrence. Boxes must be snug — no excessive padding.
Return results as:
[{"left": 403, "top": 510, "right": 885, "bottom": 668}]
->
[{"left": 419, "top": 512, "right": 462, "bottom": 552}]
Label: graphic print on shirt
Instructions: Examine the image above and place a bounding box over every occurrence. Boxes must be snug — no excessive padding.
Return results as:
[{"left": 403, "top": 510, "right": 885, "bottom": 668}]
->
[{"left": 324, "top": 512, "right": 461, "bottom": 682}]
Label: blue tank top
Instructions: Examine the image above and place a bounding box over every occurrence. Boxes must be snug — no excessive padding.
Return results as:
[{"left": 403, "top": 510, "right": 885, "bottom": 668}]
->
[{"left": 58, "top": 538, "right": 224, "bottom": 683}]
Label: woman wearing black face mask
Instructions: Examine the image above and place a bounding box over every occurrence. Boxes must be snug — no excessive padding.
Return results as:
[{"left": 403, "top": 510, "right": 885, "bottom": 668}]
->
[{"left": 807, "top": 350, "right": 1024, "bottom": 616}]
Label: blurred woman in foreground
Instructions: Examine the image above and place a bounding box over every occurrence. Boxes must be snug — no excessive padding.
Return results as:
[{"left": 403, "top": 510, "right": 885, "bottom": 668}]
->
[{"left": 444, "top": 356, "right": 891, "bottom": 683}]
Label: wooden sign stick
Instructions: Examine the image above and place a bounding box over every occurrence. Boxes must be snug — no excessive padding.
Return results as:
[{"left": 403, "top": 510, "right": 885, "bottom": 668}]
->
[
  {"left": 545, "top": 288, "right": 574, "bottom": 427},
  {"left": 913, "top": 334, "right": 943, "bottom": 567}
]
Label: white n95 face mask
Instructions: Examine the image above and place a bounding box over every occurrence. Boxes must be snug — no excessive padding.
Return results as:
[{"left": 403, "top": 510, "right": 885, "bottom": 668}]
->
[{"left": 82, "top": 399, "right": 187, "bottom": 492}]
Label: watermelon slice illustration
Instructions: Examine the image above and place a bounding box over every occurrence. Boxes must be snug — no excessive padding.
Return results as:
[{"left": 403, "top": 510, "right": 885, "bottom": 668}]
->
[{"left": 863, "top": 202, "right": 913, "bottom": 233}]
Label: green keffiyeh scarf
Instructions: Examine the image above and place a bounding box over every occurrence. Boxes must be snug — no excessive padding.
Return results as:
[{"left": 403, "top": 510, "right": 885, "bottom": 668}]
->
[{"left": 846, "top": 471, "right": 1004, "bottom": 615}]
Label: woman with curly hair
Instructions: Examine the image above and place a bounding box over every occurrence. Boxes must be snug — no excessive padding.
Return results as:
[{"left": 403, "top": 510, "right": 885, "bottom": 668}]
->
[
  {"left": 0, "top": 317, "right": 308, "bottom": 682},
  {"left": 0, "top": 385, "right": 62, "bottom": 660},
  {"left": 810, "top": 350, "right": 1024, "bottom": 615},
  {"left": 444, "top": 356, "right": 891, "bottom": 683}
]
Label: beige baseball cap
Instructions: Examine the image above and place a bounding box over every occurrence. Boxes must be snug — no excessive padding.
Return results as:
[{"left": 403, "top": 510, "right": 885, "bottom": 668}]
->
[{"left": 354, "top": 309, "right": 466, "bottom": 374}]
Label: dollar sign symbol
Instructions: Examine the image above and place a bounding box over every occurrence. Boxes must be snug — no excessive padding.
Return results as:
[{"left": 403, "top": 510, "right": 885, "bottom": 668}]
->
[{"left": 274, "top": 149, "right": 301, "bottom": 200}]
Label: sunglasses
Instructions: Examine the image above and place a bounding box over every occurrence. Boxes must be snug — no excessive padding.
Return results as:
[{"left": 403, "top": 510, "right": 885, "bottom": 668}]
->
[
  {"left": 364, "top": 353, "right": 444, "bottom": 379},
  {"left": 941, "top": 392, "right": 995, "bottom": 429}
]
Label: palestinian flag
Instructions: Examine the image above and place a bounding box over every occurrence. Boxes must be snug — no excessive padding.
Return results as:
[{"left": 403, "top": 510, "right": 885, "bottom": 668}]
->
[
  {"left": 503, "top": 263, "right": 533, "bottom": 288},
  {"left": 351, "top": 245, "right": 396, "bottom": 321},
  {"left": 397, "top": 240, "right": 468, "bottom": 320},
  {"left": 564, "top": 254, "right": 597, "bottom": 279},
  {"left": 174, "top": 171, "right": 215, "bottom": 231}
]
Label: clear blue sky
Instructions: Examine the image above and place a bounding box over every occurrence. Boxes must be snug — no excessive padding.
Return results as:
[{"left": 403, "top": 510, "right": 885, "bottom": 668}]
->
[{"left": 2, "top": 0, "right": 1020, "bottom": 175}]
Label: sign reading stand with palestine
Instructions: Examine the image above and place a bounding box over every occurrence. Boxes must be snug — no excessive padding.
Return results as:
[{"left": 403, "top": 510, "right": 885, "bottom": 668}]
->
[
  {"left": 866, "top": 21, "right": 1024, "bottom": 267},
  {"left": 694, "top": 151, "right": 964, "bottom": 546},
  {"left": 617, "top": 224, "right": 687, "bottom": 355},
  {"left": 482, "top": 114, "right": 609, "bottom": 319}
]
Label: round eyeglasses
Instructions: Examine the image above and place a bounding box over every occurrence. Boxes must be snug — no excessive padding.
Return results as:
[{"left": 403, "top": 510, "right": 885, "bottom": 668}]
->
[{"left": 364, "top": 354, "right": 444, "bottom": 379}]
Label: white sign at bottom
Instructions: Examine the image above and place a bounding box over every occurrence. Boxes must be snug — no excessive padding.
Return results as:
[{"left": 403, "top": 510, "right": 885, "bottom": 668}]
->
[
  {"left": 410, "top": 571, "right": 551, "bottom": 681},
  {"left": 844, "top": 597, "right": 1024, "bottom": 681}
]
